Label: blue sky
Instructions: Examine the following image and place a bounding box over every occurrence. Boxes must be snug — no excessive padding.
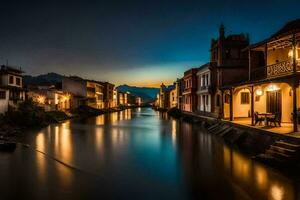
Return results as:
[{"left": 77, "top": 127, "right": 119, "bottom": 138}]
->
[{"left": 0, "top": 0, "right": 299, "bottom": 86}]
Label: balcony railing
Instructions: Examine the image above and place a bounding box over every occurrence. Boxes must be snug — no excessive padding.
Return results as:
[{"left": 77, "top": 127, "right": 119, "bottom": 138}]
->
[
  {"left": 200, "top": 85, "right": 210, "bottom": 91},
  {"left": 267, "top": 60, "right": 293, "bottom": 78}
]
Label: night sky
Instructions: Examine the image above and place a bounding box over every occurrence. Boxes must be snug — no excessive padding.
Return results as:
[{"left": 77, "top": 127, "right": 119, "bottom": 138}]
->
[{"left": 0, "top": 1, "right": 299, "bottom": 87}]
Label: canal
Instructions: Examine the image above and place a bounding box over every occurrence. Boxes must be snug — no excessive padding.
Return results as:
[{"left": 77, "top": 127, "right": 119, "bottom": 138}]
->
[{"left": 0, "top": 107, "right": 299, "bottom": 199}]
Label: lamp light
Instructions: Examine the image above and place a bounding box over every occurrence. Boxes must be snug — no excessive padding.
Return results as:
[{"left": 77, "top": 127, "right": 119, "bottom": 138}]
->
[
  {"left": 256, "top": 88, "right": 263, "bottom": 96},
  {"left": 267, "top": 84, "right": 279, "bottom": 92}
]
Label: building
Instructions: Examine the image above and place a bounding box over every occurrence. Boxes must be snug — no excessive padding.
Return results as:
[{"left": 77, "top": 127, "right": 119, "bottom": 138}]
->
[
  {"left": 182, "top": 68, "right": 198, "bottom": 112},
  {"left": 62, "top": 77, "right": 104, "bottom": 109},
  {"left": 99, "top": 82, "right": 115, "bottom": 108},
  {"left": 169, "top": 85, "right": 177, "bottom": 108},
  {"left": 117, "top": 91, "right": 128, "bottom": 106},
  {"left": 158, "top": 83, "right": 176, "bottom": 110},
  {"left": 176, "top": 78, "right": 184, "bottom": 110},
  {"left": 0, "top": 65, "right": 25, "bottom": 114},
  {"left": 113, "top": 88, "right": 118, "bottom": 107},
  {"left": 27, "top": 85, "right": 71, "bottom": 111},
  {"left": 196, "top": 63, "right": 216, "bottom": 116},
  {"left": 210, "top": 24, "right": 250, "bottom": 118},
  {"left": 224, "top": 18, "right": 300, "bottom": 133}
]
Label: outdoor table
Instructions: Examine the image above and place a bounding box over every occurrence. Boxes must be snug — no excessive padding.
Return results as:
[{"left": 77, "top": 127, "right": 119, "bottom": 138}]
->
[{"left": 258, "top": 113, "right": 274, "bottom": 126}]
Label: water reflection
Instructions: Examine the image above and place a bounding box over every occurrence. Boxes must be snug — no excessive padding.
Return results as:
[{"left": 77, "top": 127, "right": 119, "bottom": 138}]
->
[{"left": 2, "top": 108, "right": 299, "bottom": 199}]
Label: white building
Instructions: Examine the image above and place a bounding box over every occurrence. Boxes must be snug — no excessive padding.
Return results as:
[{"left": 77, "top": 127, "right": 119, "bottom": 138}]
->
[
  {"left": 0, "top": 65, "right": 25, "bottom": 114},
  {"left": 196, "top": 63, "right": 212, "bottom": 113}
]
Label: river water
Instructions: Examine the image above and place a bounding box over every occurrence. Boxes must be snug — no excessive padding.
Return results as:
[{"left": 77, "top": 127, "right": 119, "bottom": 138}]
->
[{"left": 0, "top": 107, "right": 299, "bottom": 200}]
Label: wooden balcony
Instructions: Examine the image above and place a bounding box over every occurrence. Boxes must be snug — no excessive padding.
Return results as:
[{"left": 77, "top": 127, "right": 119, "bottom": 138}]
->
[{"left": 267, "top": 60, "right": 293, "bottom": 78}]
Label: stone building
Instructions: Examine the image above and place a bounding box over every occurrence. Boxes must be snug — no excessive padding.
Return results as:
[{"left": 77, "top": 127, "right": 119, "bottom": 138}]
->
[{"left": 210, "top": 24, "right": 250, "bottom": 118}]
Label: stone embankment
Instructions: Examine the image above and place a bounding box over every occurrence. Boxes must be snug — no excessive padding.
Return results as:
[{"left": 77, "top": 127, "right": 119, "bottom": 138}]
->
[{"left": 166, "top": 107, "right": 300, "bottom": 172}]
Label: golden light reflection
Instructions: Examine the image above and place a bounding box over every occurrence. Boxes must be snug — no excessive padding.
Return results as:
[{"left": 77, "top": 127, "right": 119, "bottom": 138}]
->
[
  {"left": 111, "top": 128, "right": 125, "bottom": 147},
  {"left": 36, "top": 133, "right": 46, "bottom": 184},
  {"left": 36, "top": 133, "right": 45, "bottom": 152},
  {"left": 95, "top": 128, "right": 104, "bottom": 152},
  {"left": 223, "top": 145, "right": 231, "bottom": 172},
  {"left": 124, "top": 109, "right": 132, "bottom": 120},
  {"left": 111, "top": 112, "right": 118, "bottom": 124},
  {"left": 96, "top": 115, "right": 104, "bottom": 125},
  {"left": 60, "top": 127, "right": 72, "bottom": 164},
  {"left": 270, "top": 184, "right": 284, "bottom": 200},
  {"left": 232, "top": 151, "right": 250, "bottom": 182},
  {"left": 254, "top": 164, "right": 268, "bottom": 191},
  {"left": 171, "top": 120, "right": 177, "bottom": 146},
  {"left": 222, "top": 144, "right": 294, "bottom": 200}
]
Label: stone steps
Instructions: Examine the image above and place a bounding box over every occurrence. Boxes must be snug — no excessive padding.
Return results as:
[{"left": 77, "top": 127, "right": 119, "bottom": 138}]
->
[{"left": 259, "top": 140, "right": 300, "bottom": 164}]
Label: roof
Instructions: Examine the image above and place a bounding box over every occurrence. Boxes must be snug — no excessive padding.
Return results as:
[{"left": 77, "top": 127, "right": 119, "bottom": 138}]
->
[
  {"left": 197, "top": 63, "right": 210, "bottom": 72},
  {"left": 272, "top": 18, "right": 300, "bottom": 37},
  {"left": 162, "top": 84, "right": 175, "bottom": 92},
  {"left": 247, "top": 18, "right": 300, "bottom": 50},
  {"left": 0, "top": 65, "right": 24, "bottom": 74}
]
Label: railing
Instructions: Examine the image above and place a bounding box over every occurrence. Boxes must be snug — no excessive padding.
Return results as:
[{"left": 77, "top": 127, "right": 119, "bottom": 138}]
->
[
  {"left": 200, "top": 85, "right": 210, "bottom": 90},
  {"left": 267, "top": 60, "right": 293, "bottom": 78}
]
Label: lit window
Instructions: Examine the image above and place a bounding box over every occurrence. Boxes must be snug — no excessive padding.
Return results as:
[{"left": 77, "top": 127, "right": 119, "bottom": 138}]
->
[{"left": 241, "top": 92, "right": 250, "bottom": 104}]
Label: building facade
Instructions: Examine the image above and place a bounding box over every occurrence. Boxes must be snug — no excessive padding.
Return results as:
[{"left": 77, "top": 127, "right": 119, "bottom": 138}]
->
[
  {"left": 182, "top": 68, "right": 198, "bottom": 112},
  {"left": 196, "top": 63, "right": 215, "bottom": 114},
  {"left": 224, "top": 19, "right": 300, "bottom": 132},
  {"left": 158, "top": 83, "right": 176, "bottom": 110},
  {"left": 62, "top": 77, "right": 104, "bottom": 109},
  {"left": 99, "top": 82, "right": 115, "bottom": 108},
  {"left": 27, "top": 86, "right": 71, "bottom": 111},
  {"left": 0, "top": 65, "right": 25, "bottom": 114},
  {"left": 210, "top": 24, "right": 250, "bottom": 118}
]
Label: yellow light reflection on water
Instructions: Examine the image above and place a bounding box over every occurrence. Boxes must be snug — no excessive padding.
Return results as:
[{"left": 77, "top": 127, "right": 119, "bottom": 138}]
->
[
  {"left": 270, "top": 184, "right": 284, "bottom": 200},
  {"left": 36, "top": 133, "right": 46, "bottom": 184},
  {"left": 96, "top": 115, "right": 104, "bottom": 125},
  {"left": 95, "top": 128, "right": 104, "bottom": 152},
  {"left": 171, "top": 120, "right": 177, "bottom": 147},
  {"left": 254, "top": 164, "right": 268, "bottom": 191}
]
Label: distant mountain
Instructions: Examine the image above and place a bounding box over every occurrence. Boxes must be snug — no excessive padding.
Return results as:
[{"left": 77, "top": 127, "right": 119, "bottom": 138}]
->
[
  {"left": 117, "top": 84, "right": 159, "bottom": 102},
  {"left": 23, "top": 72, "right": 65, "bottom": 85}
]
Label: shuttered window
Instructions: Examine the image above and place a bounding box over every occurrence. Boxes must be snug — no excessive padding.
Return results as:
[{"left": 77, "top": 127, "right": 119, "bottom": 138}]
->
[{"left": 241, "top": 92, "right": 250, "bottom": 104}]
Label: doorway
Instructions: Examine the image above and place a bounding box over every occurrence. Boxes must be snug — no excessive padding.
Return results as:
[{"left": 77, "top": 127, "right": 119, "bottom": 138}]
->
[{"left": 266, "top": 90, "right": 282, "bottom": 114}]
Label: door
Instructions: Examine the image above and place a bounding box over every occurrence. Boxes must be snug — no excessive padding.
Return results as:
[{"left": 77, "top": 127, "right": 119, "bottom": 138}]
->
[{"left": 266, "top": 90, "right": 282, "bottom": 114}]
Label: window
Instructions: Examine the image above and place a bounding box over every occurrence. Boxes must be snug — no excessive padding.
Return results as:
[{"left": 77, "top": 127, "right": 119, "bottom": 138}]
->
[
  {"left": 225, "top": 94, "right": 230, "bottom": 104},
  {"left": 206, "top": 95, "right": 209, "bottom": 105},
  {"left": 0, "top": 91, "right": 6, "bottom": 99},
  {"left": 9, "top": 75, "right": 14, "bottom": 84},
  {"left": 16, "top": 77, "right": 21, "bottom": 86},
  {"left": 206, "top": 74, "right": 209, "bottom": 85},
  {"left": 241, "top": 92, "right": 250, "bottom": 104}
]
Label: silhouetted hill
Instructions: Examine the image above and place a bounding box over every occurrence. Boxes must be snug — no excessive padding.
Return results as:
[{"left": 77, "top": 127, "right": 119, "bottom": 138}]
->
[
  {"left": 117, "top": 85, "right": 159, "bottom": 102},
  {"left": 23, "top": 73, "right": 65, "bottom": 86}
]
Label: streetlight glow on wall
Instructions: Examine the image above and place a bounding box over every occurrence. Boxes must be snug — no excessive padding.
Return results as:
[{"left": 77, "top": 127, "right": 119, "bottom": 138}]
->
[
  {"left": 255, "top": 88, "right": 263, "bottom": 96},
  {"left": 267, "top": 84, "right": 279, "bottom": 92}
]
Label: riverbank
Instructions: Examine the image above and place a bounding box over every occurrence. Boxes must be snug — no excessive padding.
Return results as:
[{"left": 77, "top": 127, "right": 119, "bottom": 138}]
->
[
  {"left": 166, "top": 107, "right": 300, "bottom": 173},
  {"left": 0, "top": 103, "right": 134, "bottom": 139}
]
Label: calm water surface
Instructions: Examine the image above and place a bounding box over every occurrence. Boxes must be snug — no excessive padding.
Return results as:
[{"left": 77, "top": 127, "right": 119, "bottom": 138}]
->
[{"left": 0, "top": 108, "right": 299, "bottom": 199}]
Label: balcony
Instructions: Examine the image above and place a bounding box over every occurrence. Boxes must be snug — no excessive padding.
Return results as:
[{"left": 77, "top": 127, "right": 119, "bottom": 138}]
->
[
  {"left": 267, "top": 60, "right": 293, "bottom": 78},
  {"left": 200, "top": 85, "right": 210, "bottom": 91}
]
